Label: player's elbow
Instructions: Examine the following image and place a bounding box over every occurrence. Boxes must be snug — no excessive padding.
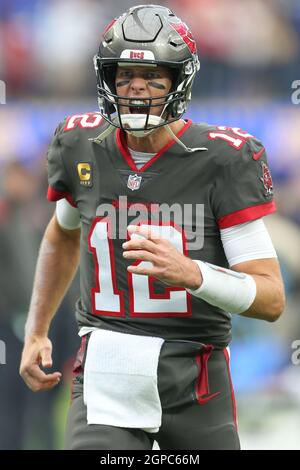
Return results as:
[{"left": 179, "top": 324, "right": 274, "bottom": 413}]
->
[
  {"left": 249, "top": 282, "right": 286, "bottom": 322},
  {"left": 267, "top": 305, "right": 285, "bottom": 323},
  {"left": 266, "top": 289, "right": 286, "bottom": 322}
]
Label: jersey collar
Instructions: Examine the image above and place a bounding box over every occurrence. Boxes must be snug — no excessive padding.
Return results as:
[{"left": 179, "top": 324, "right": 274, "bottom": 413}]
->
[{"left": 115, "top": 119, "right": 193, "bottom": 173}]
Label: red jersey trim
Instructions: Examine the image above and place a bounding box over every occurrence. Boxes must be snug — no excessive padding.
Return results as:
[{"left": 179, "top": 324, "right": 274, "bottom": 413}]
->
[
  {"left": 195, "top": 345, "right": 220, "bottom": 405},
  {"left": 115, "top": 119, "right": 193, "bottom": 173},
  {"left": 223, "top": 348, "right": 238, "bottom": 430},
  {"left": 217, "top": 201, "right": 276, "bottom": 229},
  {"left": 47, "top": 186, "right": 77, "bottom": 208}
]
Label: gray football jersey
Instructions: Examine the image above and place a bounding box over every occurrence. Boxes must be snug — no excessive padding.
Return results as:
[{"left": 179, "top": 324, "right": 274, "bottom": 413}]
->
[{"left": 47, "top": 113, "right": 276, "bottom": 348}]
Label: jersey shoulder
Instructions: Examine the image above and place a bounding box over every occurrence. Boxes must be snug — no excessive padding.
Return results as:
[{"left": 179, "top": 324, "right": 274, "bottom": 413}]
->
[
  {"left": 190, "top": 122, "right": 265, "bottom": 166},
  {"left": 47, "top": 112, "right": 108, "bottom": 200},
  {"left": 53, "top": 111, "right": 109, "bottom": 148}
]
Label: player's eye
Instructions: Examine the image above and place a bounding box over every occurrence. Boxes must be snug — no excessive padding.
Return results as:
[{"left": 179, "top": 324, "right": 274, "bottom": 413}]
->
[
  {"left": 119, "top": 71, "right": 133, "bottom": 79},
  {"left": 146, "top": 72, "right": 161, "bottom": 79}
]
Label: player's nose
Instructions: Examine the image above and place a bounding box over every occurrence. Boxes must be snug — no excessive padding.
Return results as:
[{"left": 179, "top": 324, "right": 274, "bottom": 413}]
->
[{"left": 129, "top": 76, "right": 147, "bottom": 93}]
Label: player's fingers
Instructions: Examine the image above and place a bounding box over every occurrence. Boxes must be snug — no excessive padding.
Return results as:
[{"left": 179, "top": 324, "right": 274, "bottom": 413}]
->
[
  {"left": 40, "top": 345, "right": 53, "bottom": 368},
  {"left": 127, "top": 264, "right": 157, "bottom": 276},
  {"left": 123, "top": 236, "right": 158, "bottom": 253},
  {"left": 123, "top": 250, "right": 157, "bottom": 262},
  {"left": 25, "top": 364, "right": 61, "bottom": 384},
  {"left": 22, "top": 367, "right": 61, "bottom": 392},
  {"left": 127, "top": 224, "right": 161, "bottom": 243},
  {"left": 27, "top": 375, "right": 61, "bottom": 392},
  {"left": 23, "top": 366, "right": 61, "bottom": 392}
]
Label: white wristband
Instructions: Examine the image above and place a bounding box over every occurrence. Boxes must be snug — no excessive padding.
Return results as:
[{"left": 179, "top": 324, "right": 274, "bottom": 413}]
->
[{"left": 187, "top": 260, "right": 257, "bottom": 314}]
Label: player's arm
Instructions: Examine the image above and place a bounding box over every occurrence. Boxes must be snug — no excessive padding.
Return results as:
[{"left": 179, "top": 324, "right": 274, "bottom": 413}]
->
[
  {"left": 20, "top": 213, "right": 80, "bottom": 391},
  {"left": 186, "top": 218, "right": 285, "bottom": 322},
  {"left": 186, "top": 256, "right": 285, "bottom": 322},
  {"left": 194, "top": 132, "right": 285, "bottom": 321},
  {"left": 231, "top": 257, "right": 285, "bottom": 321}
]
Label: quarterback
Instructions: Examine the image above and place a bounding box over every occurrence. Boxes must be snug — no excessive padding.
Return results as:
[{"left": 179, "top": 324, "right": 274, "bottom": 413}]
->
[{"left": 20, "top": 5, "right": 285, "bottom": 450}]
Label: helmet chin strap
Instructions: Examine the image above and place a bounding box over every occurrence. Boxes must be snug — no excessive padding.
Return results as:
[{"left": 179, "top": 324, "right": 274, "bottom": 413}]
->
[{"left": 164, "top": 124, "right": 208, "bottom": 153}]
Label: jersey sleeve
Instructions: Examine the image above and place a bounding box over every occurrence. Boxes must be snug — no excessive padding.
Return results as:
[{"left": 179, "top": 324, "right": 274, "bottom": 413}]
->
[
  {"left": 46, "top": 122, "right": 77, "bottom": 207},
  {"left": 212, "top": 138, "right": 276, "bottom": 229}
]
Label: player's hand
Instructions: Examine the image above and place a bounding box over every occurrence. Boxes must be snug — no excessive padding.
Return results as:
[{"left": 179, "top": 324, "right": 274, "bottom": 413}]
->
[
  {"left": 122, "top": 225, "right": 203, "bottom": 290},
  {"left": 19, "top": 336, "right": 62, "bottom": 392}
]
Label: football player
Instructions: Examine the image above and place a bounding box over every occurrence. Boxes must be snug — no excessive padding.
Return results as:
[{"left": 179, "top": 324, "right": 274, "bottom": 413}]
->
[{"left": 20, "top": 5, "right": 285, "bottom": 450}]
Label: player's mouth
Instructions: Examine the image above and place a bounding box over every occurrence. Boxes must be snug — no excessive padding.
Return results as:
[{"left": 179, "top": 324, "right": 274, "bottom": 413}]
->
[{"left": 128, "top": 99, "right": 149, "bottom": 114}]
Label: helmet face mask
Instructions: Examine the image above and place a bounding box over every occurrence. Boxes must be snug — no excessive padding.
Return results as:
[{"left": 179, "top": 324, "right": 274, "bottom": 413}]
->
[{"left": 94, "top": 5, "right": 200, "bottom": 136}]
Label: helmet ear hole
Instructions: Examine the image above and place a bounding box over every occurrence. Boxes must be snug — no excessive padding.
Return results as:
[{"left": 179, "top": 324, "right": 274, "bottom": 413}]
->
[
  {"left": 103, "top": 64, "right": 117, "bottom": 95},
  {"left": 169, "top": 68, "right": 181, "bottom": 94}
]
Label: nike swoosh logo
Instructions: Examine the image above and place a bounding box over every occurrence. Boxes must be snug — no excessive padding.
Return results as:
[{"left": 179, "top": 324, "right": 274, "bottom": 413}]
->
[
  {"left": 196, "top": 391, "right": 221, "bottom": 405},
  {"left": 252, "top": 147, "right": 265, "bottom": 160}
]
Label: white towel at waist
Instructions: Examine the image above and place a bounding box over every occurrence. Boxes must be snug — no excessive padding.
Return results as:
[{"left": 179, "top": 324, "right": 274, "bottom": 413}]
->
[{"left": 83, "top": 329, "right": 165, "bottom": 433}]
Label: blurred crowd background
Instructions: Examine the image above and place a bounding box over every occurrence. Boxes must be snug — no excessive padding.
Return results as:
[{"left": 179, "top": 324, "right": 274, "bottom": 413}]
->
[{"left": 0, "top": 0, "right": 300, "bottom": 450}]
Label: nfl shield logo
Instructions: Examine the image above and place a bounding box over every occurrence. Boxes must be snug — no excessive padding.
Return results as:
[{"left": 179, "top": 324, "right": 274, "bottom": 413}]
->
[{"left": 127, "top": 173, "right": 142, "bottom": 191}]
